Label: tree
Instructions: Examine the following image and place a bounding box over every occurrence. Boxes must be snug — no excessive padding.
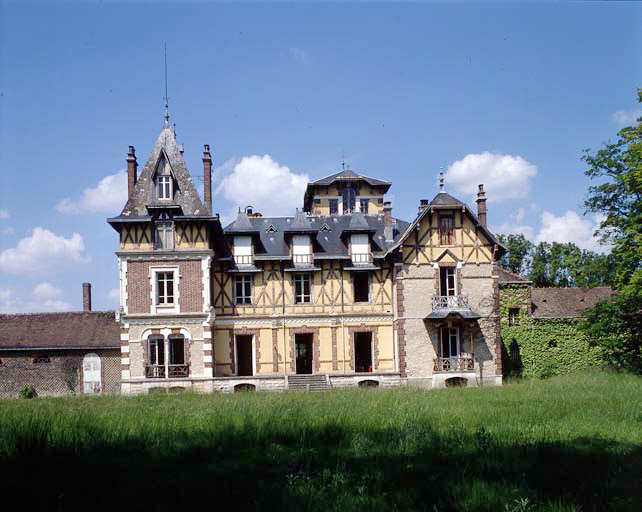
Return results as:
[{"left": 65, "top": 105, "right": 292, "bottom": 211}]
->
[
  {"left": 581, "top": 88, "right": 642, "bottom": 372},
  {"left": 497, "top": 234, "right": 533, "bottom": 275}
]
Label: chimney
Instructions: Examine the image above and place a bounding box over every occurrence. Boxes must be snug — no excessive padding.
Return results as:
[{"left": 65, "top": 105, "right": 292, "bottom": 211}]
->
[
  {"left": 476, "top": 184, "right": 487, "bottom": 227},
  {"left": 418, "top": 199, "right": 429, "bottom": 215},
  {"left": 383, "top": 201, "right": 394, "bottom": 242},
  {"left": 203, "top": 144, "right": 212, "bottom": 213},
  {"left": 82, "top": 283, "right": 92, "bottom": 312},
  {"left": 127, "top": 146, "right": 137, "bottom": 199}
]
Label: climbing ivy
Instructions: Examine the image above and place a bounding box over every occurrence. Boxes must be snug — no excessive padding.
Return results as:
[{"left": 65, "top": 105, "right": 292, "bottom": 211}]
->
[{"left": 500, "top": 285, "right": 607, "bottom": 379}]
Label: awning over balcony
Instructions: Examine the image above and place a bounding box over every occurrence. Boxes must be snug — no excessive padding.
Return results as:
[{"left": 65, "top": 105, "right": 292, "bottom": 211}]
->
[
  {"left": 425, "top": 295, "right": 481, "bottom": 320},
  {"left": 424, "top": 309, "right": 481, "bottom": 320}
]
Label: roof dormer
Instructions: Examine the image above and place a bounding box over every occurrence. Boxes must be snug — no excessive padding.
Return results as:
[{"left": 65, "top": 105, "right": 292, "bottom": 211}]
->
[{"left": 154, "top": 154, "right": 174, "bottom": 201}]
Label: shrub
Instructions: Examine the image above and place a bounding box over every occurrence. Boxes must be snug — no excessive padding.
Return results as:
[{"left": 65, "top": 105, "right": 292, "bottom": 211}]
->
[{"left": 19, "top": 385, "right": 37, "bottom": 399}]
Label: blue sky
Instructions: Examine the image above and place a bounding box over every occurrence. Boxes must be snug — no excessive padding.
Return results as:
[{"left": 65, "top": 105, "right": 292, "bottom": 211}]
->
[{"left": 1, "top": 1, "right": 641, "bottom": 312}]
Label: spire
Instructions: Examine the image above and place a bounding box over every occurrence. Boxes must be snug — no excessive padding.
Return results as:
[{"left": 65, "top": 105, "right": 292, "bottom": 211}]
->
[
  {"left": 439, "top": 167, "right": 444, "bottom": 192},
  {"left": 164, "top": 43, "right": 170, "bottom": 128}
]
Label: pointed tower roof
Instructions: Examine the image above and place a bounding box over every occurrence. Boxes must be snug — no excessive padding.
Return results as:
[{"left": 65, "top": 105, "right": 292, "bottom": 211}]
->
[
  {"left": 119, "top": 127, "right": 207, "bottom": 217},
  {"left": 226, "top": 209, "right": 260, "bottom": 234},
  {"left": 344, "top": 211, "right": 376, "bottom": 234},
  {"left": 284, "top": 210, "right": 317, "bottom": 234}
]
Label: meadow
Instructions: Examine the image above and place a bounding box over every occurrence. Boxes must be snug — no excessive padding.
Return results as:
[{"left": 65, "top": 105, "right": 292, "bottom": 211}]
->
[{"left": 1, "top": 371, "right": 641, "bottom": 511}]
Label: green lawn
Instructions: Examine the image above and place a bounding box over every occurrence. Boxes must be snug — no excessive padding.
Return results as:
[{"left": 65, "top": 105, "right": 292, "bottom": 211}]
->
[{"left": 1, "top": 371, "right": 641, "bottom": 511}]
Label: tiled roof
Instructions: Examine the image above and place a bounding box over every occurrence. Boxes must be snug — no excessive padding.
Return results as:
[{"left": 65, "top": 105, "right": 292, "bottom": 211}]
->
[
  {"left": 0, "top": 311, "right": 120, "bottom": 350},
  {"left": 531, "top": 287, "right": 615, "bottom": 319},
  {"left": 223, "top": 214, "right": 409, "bottom": 259},
  {"left": 497, "top": 267, "right": 532, "bottom": 284}
]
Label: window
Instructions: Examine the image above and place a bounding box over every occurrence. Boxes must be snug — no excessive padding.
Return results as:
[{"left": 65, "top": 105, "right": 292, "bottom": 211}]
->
[
  {"left": 440, "top": 267, "right": 456, "bottom": 296},
  {"left": 354, "top": 332, "right": 373, "bottom": 373},
  {"left": 353, "top": 272, "right": 370, "bottom": 302},
  {"left": 235, "top": 274, "right": 252, "bottom": 305},
  {"left": 360, "top": 198, "right": 369, "bottom": 214},
  {"left": 235, "top": 335, "right": 253, "bottom": 376},
  {"left": 508, "top": 308, "right": 520, "bottom": 326},
  {"left": 148, "top": 336, "right": 165, "bottom": 367},
  {"left": 155, "top": 222, "right": 174, "bottom": 250},
  {"left": 342, "top": 187, "right": 356, "bottom": 213},
  {"left": 168, "top": 335, "right": 185, "bottom": 365},
  {"left": 157, "top": 175, "right": 172, "bottom": 200},
  {"left": 294, "top": 273, "right": 311, "bottom": 303},
  {"left": 439, "top": 215, "right": 454, "bottom": 245},
  {"left": 33, "top": 355, "right": 50, "bottom": 364},
  {"left": 157, "top": 271, "right": 174, "bottom": 305},
  {"left": 440, "top": 327, "right": 460, "bottom": 358},
  {"left": 329, "top": 199, "right": 338, "bottom": 215}
]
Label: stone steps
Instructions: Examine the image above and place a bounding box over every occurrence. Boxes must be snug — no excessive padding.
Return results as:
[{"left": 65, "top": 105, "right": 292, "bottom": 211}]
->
[{"left": 287, "top": 374, "right": 330, "bottom": 391}]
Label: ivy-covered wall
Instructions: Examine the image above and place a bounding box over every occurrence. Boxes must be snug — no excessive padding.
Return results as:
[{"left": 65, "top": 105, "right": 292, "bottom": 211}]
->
[{"left": 500, "top": 284, "right": 606, "bottom": 378}]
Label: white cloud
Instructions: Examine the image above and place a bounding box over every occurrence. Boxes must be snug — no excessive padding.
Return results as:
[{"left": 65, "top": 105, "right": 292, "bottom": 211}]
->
[
  {"left": 535, "top": 210, "right": 607, "bottom": 253},
  {"left": 0, "top": 210, "right": 9, "bottom": 220},
  {"left": 611, "top": 109, "right": 642, "bottom": 127},
  {"left": 0, "top": 227, "right": 90, "bottom": 274},
  {"left": 55, "top": 170, "right": 127, "bottom": 214},
  {"left": 34, "top": 282, "right": 62, "bottom": 299},
  {"left": 107, "top": 288, "right": 120, "bottom": 303},
  {"left": 490, "top": 207, "right": 535, "bottom": 239},
  {"left": 0, "top": 287, "right": 71, "bottom": 313},
  {"left": 216, "top": 155, "right": 308, "bottom": 224},
  {"left": 445, "top": 152, "right": 538, "bottom": 202}
]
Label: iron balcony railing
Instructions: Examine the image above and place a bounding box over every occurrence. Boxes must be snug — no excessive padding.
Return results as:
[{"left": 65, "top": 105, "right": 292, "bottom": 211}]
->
[
  {"left": 350, "top": 253, "right": 373, "bottom": 264},
  {"left": 145, "top": 364, "right": 189, "bottom": 379},
  {"left": 431, "top": 295, "right": 469, "bottom": 309},
  {"left": 433, "top": 356, "right": 474, "bottom": 372},
  {"left": 234, "top": 254, "right": 254, "bottom": 266}
]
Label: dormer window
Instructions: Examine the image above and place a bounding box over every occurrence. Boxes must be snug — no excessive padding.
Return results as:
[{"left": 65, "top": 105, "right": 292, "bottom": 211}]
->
[
  {"left": 292, "top": 235, "right": 312, "bottom": 265},
  {"left": 350, "top": 233, "right": 371, "bottom": 264},
  {"left": 233, "top": 236, "right": 253, "bottom": 266},
  {"left": 439, "top": 215, "right": 454, "bottom": 245},
  {"left": 156, "top": 159, "right": 173, "bottom": 200}
]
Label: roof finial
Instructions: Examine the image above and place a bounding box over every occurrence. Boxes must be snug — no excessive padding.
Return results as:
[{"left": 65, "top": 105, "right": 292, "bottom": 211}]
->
[
  {"left": 164, "top": 43, "right": 170, "bottom": 128},
  {"left": 341, "top": 149, "right": 345, "bottom": 170},
  {"left": 439, "top": 167, "right": 444, "bottom": 192}
]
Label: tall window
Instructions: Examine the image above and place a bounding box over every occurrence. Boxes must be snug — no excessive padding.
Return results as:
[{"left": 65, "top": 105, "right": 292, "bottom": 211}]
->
[
  {"left": 148, "top": 336, "right": 165, "bottom": 367},
  {"left": 168, "top": 335, "right": 185, "bottom": 365},
  {"left": 439, "top": 215, "right": 454, "bottom": 245},
  {"left": 342, "top": 187, "right": 356, "bottom": 213},
  {"left": 440, "top": 267, "right": 456, "bottom": 296},
  {"left": 235, "top": 274, "right": 252, "bottom": 305},
  {"left": 360, "top": 198, "right": 369, "bottom": 214},
  {"left": 155, "top": 222, "right": 174, "bottom": 250},
  {"left": 329, "top": 199, "right": 338, "bottom": 215},
  {"left": 157, "top": 272, "right": 174, "bottom": 305},
  {"left": 353, "top": 272, "right": 370, "bottom": 302},
  {"left": 508, "top": 308, "right": 520, "bottom": 326},
  {"left": 294, "top": 273, "right": 311, "bottom": 303},
  {"left": 157, "top": 175, "right": 172, "bottom": 199},
  {"left": 440, "top": 327, "right": 460, "bottom": 358}
]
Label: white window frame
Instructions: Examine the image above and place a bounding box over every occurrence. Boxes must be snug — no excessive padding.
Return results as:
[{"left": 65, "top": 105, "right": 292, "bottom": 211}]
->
[
  {"left": 157, "top": 175, "right": 172, "bottom": 200},
  {"left": 234, "top": 274, "right": 253, "bottom": 305},
  {"left": 294, "top": 273, "right": 312, "bottom": 304},
  {"left": 440, "top": 267, "right": 457, "bottom": 296},
  {"left": 150, "top": 266, "right": 180, "bottom": 314}
]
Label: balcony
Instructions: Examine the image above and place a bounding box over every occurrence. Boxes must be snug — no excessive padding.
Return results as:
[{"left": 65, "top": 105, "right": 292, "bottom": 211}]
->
[
  {"left": 145, "top": 364, "right": 190, "bottom": 379},
  {"left": 234, "top": 254, "right": 254, "bottom": 267},
  {"left": 350, "top": 253, "right": 373, "bottom": 265},
  {"left": 292, "top": 253, "right": 313, "bottom": 265},
  {"left": 431, "top": 295, "right": 469, "bottom": 309},
  {"left": 433, "top": 356, "right": 474, "bottom": 372}
]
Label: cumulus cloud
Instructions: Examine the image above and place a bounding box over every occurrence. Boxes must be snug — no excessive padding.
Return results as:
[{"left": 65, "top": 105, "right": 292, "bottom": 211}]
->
[
  {"left": 0, "top": 227, "right": 90, "bottom": 274},
  {"left": 490, "top": 207, "right": 535, "bottom": 239},
  {"left": 216, "top": 155, "right": 308, "bottom": 224},
  {"left": 0, "top": 210, "right": 9, "bottom": 220},
  {"left": 445, "top": 152, "right": 538, "bottom": 202},
  {"left": 611, "top": 109, "right": 642, "bottom": 127},
  {"left": 0, "top": 287, "right": 71, "bottom": 313},
  {"left": 535, "top": 210, "right": 607, "bottom": 253},
  {"left": 34, "top": 282, "right": 62, "bottom": 299},
  {"left": 55, "top": 170, "right": 127, "bottom": 214}
]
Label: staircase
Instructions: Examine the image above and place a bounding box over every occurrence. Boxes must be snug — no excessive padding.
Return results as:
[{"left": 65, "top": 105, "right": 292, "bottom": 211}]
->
[{"left": 287, "top": 374, "right": 330, "bottom": 392}]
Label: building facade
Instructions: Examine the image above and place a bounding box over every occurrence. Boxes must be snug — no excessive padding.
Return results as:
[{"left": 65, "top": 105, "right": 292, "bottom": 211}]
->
[{"left": 108, "top": 122, "right": 505, "bottom": 394}]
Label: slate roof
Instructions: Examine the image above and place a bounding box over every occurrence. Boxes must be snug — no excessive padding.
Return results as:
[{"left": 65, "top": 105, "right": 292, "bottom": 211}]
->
[
  {"left": 304, "top": 170, "right": 392, "bottom": 211},
  {"left": 498, "top": 267, "right": 532, "bottom": 284},
  {"left": 0, "top": 311, "right": 120, "bottom": 350},
  {"left": 430, "top": 192, "right": 466, "bottom": 207},
  {"left": 531, "top": 287, "right": 615, "bottom": 319},
  {"left": 115, "top": 127, "right": 208, "bottom": 218},
  {"left": 223, "top": 214, "right": 409, "bottom": 260}
]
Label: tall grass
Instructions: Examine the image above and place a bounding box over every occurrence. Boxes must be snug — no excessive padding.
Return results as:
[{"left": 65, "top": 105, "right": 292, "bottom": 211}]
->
[{"left": 1, "top": 371, "right": 640, "bottom": 511}]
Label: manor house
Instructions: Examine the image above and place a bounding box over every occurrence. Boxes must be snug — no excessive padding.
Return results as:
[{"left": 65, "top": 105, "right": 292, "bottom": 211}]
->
[{"left": 106, "top": 119, "right": 504, "bottom": 394}]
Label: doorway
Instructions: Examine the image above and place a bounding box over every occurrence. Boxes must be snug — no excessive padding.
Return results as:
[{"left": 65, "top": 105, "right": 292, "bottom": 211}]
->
[
  {"left": 295, "top": 333, "right": 313, "bottom": 374},
  {"left": 354, "top": 332, "right": 373, "bottom": 373},
  {"left": 236, "top": 335, "right": 254, "bottom": 376}
]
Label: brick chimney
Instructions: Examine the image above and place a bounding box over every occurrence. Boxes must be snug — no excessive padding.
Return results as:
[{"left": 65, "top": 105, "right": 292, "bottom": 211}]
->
[
  {"left": 82, "top": 283, "right": 92, "bottom": 312},
  {"left": 127, "top": 146, "right": 137, "bottom": 199},
  {"left": 418, "top": 199, "right": 429, "bottom": 215},
  {"left": 476, "top": 184, "right": 487, "bottom": 227},
  {"left": 383, "top": 201, "right": 393, "bottom": 242},
  {"left": 203, "top": 144, "right": 212, "bottom": 213}
]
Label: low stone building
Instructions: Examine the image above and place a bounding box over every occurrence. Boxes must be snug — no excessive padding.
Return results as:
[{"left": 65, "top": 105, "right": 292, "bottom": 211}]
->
[
  {"left": 498, "top": 268, "right": 614, "bottom": 378},
  {"left": 0, "top": 284, "right": 121, "bottom": 397}
]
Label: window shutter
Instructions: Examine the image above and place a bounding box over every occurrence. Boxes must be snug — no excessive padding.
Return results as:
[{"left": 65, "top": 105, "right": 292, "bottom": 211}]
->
[{"left": 184, "top": 339, "right": 190, "bottom": 375}]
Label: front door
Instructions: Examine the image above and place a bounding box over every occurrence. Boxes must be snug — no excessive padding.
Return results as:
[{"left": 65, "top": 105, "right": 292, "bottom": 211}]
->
[
  {"left": 236, "top": 335, "right": 253, "bottom": 376},
  {"left": 295, "top": 334, "right": 313, "bottom": 375}
]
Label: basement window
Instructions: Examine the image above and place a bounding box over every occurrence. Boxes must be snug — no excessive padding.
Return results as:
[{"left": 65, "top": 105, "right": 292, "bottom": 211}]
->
[{"left": 353, "top": 272, "right": 370, "bottom": 302}]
